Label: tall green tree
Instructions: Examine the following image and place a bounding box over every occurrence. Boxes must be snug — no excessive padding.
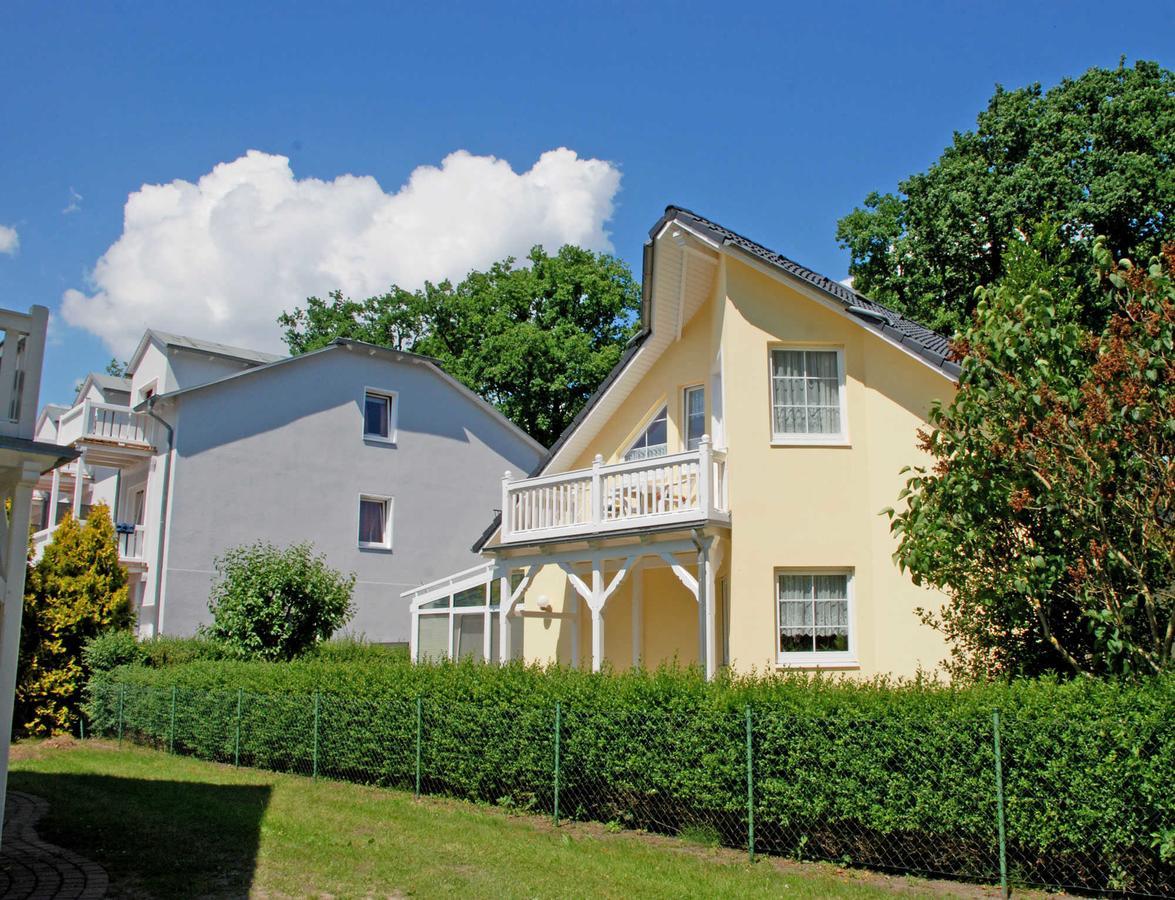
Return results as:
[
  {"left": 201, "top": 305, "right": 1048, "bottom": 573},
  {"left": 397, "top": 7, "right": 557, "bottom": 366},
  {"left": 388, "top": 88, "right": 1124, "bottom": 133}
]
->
[
  {"left": 888, "top": 230, "right": 1174, "bottom": 679},
  {"left": 279, "top": 245, "right": 641, "bottom": 446},
  {"left": 17, "top": 504, "right": 132, "bottom": 735},
  {"left": 837, "top": 60, "right": 1175, "bottom": 335}
]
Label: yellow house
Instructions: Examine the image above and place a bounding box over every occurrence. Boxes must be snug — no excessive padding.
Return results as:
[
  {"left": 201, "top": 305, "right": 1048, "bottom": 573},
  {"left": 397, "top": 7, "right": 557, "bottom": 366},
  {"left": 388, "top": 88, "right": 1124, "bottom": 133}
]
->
[{"left": 406, "top": 207, "right": 959, "bottom": 678}]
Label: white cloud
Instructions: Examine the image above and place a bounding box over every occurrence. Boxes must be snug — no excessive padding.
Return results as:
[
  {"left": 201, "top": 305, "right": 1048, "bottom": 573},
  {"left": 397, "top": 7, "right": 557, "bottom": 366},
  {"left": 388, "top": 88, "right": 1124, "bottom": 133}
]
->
[
  {"left": 0, "top": 225, "right": 18, "bottom": 255},
  {"left": 62, "top": 148, "right": 622, "bottom": 355}
]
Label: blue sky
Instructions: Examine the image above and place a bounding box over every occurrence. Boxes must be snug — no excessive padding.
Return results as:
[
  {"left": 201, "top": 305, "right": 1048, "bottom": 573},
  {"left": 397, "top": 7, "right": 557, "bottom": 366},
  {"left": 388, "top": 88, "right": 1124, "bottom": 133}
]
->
[{"left": 2, "top": 1, "right": 1171, "bottom": 407}]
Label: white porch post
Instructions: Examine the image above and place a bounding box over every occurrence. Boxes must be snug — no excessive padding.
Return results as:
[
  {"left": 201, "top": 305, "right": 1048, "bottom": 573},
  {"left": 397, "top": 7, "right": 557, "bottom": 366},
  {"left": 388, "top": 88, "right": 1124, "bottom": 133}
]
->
[
  {"left": 71, "top": 450, "right": 87, "bottom": 519},
  {"left": 631, "top": 562, "right": 643, "bottom": 668},
  {"left": 500, "top": 471, "right": 512, "bottom": 542},
  {"left": 46, "top": 466, "right": 60, "bottom": 530},
  {"left": 590, "top": 557, "right": 604, "bottom": 673},
  {"left": 697, "top": 548, "right": 707, "bottom": 675},
  {"left": 498, "top": 571, "right": 511, "bottom": 663},
  {"left": 0, "top": 462, "right": 43, "bottom": 834},
  {"left": 695, "top": 537, "right": 717, "bottom": 681}
]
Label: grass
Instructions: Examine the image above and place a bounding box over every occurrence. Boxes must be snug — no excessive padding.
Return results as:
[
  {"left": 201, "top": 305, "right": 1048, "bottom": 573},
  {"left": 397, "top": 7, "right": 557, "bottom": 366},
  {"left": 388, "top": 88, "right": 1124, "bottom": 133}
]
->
[{"left": 9, "top": 739, "right": 997, "bottom": 899}]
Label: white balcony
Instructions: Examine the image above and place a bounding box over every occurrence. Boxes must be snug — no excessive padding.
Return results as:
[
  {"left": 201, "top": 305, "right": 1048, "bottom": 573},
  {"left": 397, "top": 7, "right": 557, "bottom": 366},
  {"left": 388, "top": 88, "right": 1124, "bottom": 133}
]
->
[
  {"left": 117, "top": 525, "right": 146, "bottom": 564},
  {"left": 56, "top": 400, "right": 154, "bottom": 459},
  {"left": 32, "top": 523, "right": 147, "bottom": 567},
  {"left": 0, "top": 307, "right": 48, "bottom": 441},
  {"left": 500, "top": 437, "right": 729, "bottom": 545}
]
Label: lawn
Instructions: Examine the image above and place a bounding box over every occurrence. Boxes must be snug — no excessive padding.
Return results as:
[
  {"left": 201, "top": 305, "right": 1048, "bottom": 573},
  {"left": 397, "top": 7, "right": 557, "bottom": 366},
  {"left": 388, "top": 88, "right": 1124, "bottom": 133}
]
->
[{"left": 9, "top": 739, "right": 999, "bottom": 898}]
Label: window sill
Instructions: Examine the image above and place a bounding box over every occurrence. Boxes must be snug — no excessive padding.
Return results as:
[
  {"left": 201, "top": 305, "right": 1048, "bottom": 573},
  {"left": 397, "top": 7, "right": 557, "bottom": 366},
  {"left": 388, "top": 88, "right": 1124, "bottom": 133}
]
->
[
  {"left": 775, "top": 658, "right": 859, "bottom": 671},
  {"left": 363, "top": 435, "right": 397, "bottom": 446},
  {"left": 770, "top": 439, "right": 851, "bottom": 449},
  {"left": 358, "top": 543, "right": 394, "bottom": 553}
]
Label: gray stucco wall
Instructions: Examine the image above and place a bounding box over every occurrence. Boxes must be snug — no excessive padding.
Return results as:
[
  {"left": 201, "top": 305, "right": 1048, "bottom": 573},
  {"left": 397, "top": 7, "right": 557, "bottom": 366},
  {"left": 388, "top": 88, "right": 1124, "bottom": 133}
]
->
[{"left": 157, "top": 348, "right": 542, "bottom": 641}]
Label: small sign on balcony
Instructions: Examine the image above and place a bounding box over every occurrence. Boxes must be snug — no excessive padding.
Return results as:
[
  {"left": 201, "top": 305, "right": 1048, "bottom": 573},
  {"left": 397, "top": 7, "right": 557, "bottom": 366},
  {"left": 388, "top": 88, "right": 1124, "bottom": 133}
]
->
[{"left": 115, "top": 522, "right": 137, "bottom": 535}]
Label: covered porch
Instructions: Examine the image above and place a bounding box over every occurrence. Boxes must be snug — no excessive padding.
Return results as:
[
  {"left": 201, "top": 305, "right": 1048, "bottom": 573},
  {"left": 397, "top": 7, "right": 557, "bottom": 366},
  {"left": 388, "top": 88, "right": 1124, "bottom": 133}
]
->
[{"left": 406, "top": 526, "right": 730, "bottom": 679}]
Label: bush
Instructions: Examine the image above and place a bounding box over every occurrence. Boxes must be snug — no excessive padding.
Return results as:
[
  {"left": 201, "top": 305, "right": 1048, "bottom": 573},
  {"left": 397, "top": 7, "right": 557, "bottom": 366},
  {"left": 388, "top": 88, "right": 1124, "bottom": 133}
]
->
[
  {"left": 138, "top": 636, "right": 236, "bottom": 668},
  {"left": 82, "top": 631, "right": 143, "bottom": 673},
  {"left": 203, "top": 542, "right": 355, "bottom": 660},
  {"left": 86, "top": 660, "right": 1173, "bottom": 894},
  {"left": 18, "top": 504, "right": 131, "bottom": 735}
]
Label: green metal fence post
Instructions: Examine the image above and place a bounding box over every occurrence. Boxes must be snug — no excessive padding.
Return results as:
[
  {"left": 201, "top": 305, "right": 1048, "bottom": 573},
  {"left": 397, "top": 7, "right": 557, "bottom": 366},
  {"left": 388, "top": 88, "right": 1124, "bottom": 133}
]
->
[
  {"left": 745, "top": 705, "right": 755, "bottom": 863},
  {"left": 78, "top": 715, "right": 85, "bottom": 741},
  {"left": 117, "top": 685, "right": 125, "bottom": 747},
  {"left": 553, "top": 701, "right": 562, "bottom": 827},
  {"left": 414, "top": 697, "right": 423, "bottom": 798},
  {"left": 992, "top": 709, "right": 1009, "bottom": 899},
  {"left": 169, "top": 685, "right": 177, "bottom": 754},
  {"left": 312, "top": 691, "right": 321, "bottom": 781},
  {"left": 234, "top": 688, "right": 243, "bottom": 767}
]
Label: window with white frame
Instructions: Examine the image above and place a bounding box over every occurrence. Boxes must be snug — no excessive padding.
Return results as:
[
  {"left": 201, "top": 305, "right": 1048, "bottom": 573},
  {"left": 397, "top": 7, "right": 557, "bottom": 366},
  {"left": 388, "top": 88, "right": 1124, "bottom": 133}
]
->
[
  {"left": 363, "top": 389, "right": 396, "bottom": 441},
  {"left": 624, "top": 405, "right": 668, "bottom": 461},
  {"left": 414, "top": 575, "right": 524, "bottom": 663},
  {"left": 358, "top": 495, "right": 392, "bottom": 548},
  {"left": 776, "top": 571, "right": 853, "bottom": 663},
  {"left": 770, "top": 348, "right": 846, "bottom": 441},
  {"left": 683, "top": 386, "right": 705, "bottom": 451}
]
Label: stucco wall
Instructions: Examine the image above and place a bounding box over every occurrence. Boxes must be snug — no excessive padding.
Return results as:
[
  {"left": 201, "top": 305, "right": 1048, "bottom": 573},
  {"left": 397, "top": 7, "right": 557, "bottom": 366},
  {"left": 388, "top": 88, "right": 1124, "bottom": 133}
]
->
[
  {"left": 156, "top": 348, "right": 542, "bottom": 641},
  {"left": 516, "top": 251, "right": 955, "bottom": 678}
]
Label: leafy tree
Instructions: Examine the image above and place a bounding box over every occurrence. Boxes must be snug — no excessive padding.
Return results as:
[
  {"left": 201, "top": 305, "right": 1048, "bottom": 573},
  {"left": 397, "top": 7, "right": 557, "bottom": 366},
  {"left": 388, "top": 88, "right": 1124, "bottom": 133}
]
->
[
  {"left": 104, "top": 358, "right": 129, "bottom": 377},
  {"left": 889, "top": 229, "right": 1174, "bottom": 678},
  {"left": 17, "top": 504, "right": 132, "bottom": 734},
  {"left": 837, "top": 60, "right": 1175, "bottom": 335},
  {"left": 279, "top": 244, "right": 641, "bottom": 446},
  {"left": 203, "top": 542, "right": 355, "bottom": 660}
]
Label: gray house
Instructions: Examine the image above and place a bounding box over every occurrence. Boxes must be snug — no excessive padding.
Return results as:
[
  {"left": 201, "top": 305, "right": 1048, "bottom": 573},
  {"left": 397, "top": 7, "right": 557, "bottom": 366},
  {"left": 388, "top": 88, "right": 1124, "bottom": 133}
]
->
[{"left": 33, "top": 331, "right": 544, "bottom": 643}]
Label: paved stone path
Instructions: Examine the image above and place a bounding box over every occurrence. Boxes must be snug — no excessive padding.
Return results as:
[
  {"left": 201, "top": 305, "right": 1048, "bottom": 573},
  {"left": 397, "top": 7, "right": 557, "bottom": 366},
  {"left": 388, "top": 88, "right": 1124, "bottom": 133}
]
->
[{"left": 0, "top": 792, "right": 108, "bottom": 899}]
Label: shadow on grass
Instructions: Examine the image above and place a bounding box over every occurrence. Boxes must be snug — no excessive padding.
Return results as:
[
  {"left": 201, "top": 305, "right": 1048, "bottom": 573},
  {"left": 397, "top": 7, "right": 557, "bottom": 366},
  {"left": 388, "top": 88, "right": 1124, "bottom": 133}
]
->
[{"left": 8, "top": 771, "right": 270, "bottom": 898}]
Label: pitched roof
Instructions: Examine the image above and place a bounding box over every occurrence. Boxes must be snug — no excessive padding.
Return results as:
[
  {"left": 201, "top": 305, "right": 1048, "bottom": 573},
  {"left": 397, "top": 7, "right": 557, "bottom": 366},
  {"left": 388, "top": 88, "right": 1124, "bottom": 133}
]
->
[
  {"left": 662, "top": 206, "right": 958, "bottom": 376},
  {"left": 147, "top": 330, "right": 285, "bottom": 366},
  {"left": 89, "top": 373, "right": 132, "bottom": 394},
  {"left": 145, "top": 338, "right": 546, "bottom": 457},
  {"left": 72, "top": 371, "right": 132, "bottom": 404}
]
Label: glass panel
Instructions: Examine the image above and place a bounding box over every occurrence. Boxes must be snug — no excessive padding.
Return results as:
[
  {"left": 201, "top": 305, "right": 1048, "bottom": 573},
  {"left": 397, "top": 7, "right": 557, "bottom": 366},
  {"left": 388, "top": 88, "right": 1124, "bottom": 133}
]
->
[
  {"left": 625, "top": 407, "right": 668, "bottom": 461},
  {"left": 419, "top": 596, "right": 449, "bottom": 610},
  {"left": 509, "top": 615, "right": 524, "bottom": 661},
  {"left": 417, "top": 615, "right": 448, "bottom": 661},
  {"left": 490, "top": 614, "right": 500, "bottom": 664},
  {"left": 364, "top": 393, "right": 389, "bottom": 437},
  {"left": 685, "top": 387, "right": 705, "bottom": 451},
  {"left": 772, "top": 350, "right": 805, "bottom": 378},
  {"left": 806, "top": 350, "right": 838, "bottom": 380},
  {"left": 359, "top": 499, "right": 386, "bottom": 544},
  {"left": 453, "top": 585, "right": 486, "bottom": 608},
  {"left": 455, "top": 613, "right": 485, "bottom": 661},
  {"left": 771, "top": 350, "right": 842, "bottom": 437},
  {"left": 776, "top": 573, "right": 850, "bottom": 656}
]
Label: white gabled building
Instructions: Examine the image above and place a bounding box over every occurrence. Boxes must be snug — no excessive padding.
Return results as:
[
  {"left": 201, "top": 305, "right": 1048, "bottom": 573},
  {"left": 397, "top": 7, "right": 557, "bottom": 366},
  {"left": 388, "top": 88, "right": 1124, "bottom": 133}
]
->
[{"left": 34, "top": 329, "right": 544, "bottom": 643}]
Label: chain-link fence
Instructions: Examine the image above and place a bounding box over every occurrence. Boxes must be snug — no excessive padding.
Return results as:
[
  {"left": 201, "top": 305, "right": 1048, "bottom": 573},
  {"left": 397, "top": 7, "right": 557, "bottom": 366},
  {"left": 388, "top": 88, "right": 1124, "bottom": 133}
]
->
[{"left": 86, "top": 681, "right": 1173, "bottom": 897}]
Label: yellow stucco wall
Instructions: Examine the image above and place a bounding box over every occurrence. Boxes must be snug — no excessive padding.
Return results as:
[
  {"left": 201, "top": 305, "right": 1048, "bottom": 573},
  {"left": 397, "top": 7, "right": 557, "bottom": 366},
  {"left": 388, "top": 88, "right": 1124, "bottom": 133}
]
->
[{"left": 516, "top": 250, "right": 954, "bottom": 678}]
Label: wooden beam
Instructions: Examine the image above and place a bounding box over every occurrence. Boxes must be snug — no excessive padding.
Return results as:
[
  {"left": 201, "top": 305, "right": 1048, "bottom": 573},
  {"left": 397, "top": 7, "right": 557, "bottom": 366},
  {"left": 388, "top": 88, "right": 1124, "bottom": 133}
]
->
[{"left": 659, "top": 550, "right": 698, "bottom": 599}]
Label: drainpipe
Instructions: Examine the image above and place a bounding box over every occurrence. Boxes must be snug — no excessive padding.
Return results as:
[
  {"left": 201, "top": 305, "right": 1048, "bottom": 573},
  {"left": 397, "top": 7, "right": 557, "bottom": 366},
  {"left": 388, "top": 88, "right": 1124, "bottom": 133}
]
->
[{"left": 143, "top": 396, "right": 174, "bottom": 631}]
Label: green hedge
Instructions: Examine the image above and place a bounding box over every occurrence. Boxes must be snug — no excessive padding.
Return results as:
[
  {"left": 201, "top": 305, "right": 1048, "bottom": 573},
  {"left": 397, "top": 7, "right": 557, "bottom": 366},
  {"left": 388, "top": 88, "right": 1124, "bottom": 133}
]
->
[{"left": 86, "top": 660, "right": 1173, "bottom": 895}]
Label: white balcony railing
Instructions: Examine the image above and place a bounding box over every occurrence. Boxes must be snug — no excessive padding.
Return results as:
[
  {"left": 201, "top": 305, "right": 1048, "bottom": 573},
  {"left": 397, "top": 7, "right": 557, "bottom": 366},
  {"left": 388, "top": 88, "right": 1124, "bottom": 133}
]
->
[
  {"left": 0, "top": 306, "right": 48, "bottom": 440},
  {"left": 500, "top": 437, "right": 728, "bottom": 544},
  {"left": 56, "top": 400, "right": 154, "bottom": 449},
  {"left": 33, "top": 523, "right": 146, "bottom": 565},
  {"left": 117, "top": 525, "right": 146, "bottom": 562}
]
